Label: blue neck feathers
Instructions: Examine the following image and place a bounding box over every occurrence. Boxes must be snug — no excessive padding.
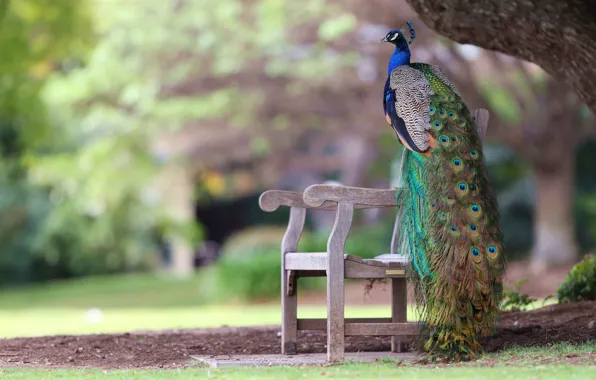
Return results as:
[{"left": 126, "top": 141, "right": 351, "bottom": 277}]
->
[{"left": 387, "top": 47, "right": 411, "bottom": 76}]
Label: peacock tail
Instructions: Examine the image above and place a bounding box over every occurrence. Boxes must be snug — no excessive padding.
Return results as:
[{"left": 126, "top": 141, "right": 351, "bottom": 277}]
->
[{"left": 393, "top": 63, "right": 506, "bottom": 360}]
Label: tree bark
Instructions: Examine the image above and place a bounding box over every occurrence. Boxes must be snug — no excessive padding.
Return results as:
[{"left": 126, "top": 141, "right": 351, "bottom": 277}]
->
[
  {"left": 405, "top": 0, "right": 596, "bottom": 114},
  {"left": 530, "top": 152, "right": 578, "bottom": 270}
]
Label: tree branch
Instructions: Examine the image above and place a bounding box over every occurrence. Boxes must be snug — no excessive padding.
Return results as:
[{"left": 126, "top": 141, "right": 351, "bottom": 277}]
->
[{"left": 406, "top": 0, "right": 596, "bottom": 114}]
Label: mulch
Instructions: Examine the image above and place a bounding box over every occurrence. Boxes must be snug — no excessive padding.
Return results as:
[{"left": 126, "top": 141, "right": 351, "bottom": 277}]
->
[{"left": 1, "top": 301, "right": 595, "bottom": 369}]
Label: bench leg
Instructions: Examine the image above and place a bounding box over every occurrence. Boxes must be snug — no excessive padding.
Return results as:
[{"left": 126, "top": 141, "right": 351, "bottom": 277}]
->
[
  {"left": 327, "top": 258, "right": 345, "bottom": 362},
  {"left": 282, "top": 269, "right": 297, "bottom": 355},
  {"left": 391, "top": 277, "right": 407, "bottom": 353}
]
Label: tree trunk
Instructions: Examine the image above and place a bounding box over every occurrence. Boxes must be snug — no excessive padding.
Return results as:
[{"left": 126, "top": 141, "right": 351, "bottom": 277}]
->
[
  {"left": 531, "top": 154, "right": 578, "bottom": 270},
  {"left": 154, "top": 161, "right": 195, "bottom": 278}
]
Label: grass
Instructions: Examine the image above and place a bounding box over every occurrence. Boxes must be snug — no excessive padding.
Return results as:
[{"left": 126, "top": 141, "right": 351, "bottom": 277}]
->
[
  {"left": 0, "top": 272, "right": 553, "bottom": 338},
  {"left": 2, "top": 365, "right": 596, "bottom": 380},
  {"left": 0, "top": 304, "right": 410, "bottom": 338},
  {"left": 0, "top": 272, "right": 208, "bottom": 309},
  {"left": 0, "top": 272, "right": 415, "bottom": 338}
]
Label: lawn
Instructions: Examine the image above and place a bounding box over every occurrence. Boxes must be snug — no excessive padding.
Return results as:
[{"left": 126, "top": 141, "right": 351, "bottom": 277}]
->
[
  {"left": 0, "top": 305, "right": 406, "bottom": 338},
  {"left": 2, "top": 365, "right": 596, "bottom": 380},
  {"left": 0, "top": 272, "right": 407, "bottom": 338},
  {"left": 0, "top": 272, "right": 554, "bottom": 338},
  {"left": 0, "top": 272, "right": 209, "bottom": 309}
]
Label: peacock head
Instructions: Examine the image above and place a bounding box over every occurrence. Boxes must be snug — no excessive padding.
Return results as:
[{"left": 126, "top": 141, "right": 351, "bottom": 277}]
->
[{"left": 379, "top": 21, "right": 416, "bottom": 51}]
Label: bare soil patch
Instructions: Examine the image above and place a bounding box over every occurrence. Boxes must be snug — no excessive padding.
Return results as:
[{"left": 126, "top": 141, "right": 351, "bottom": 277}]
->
[{"left": 0, "top": 301, "right": 594, "bottom": 369}]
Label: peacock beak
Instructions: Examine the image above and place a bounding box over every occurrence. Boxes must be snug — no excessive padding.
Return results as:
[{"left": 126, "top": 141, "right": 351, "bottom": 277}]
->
[{"left": 379, "top": 37, "right": 388, "bottom": 43}]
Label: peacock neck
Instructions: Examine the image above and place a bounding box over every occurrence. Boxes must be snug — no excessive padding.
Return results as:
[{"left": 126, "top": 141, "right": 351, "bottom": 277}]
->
[{"left": 387, "top": 47, "right": 411, "bottom": 76}]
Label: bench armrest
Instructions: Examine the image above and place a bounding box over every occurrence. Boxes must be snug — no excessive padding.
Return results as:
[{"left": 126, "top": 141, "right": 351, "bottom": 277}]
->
[
  {"left": 303, "top": 184, "right": 406, "bottom": 208},
  {"left": 259, "top": 190, "right": 309, "bottom": 212},
  {"left": 259, "top": 190, "right": 339, "bottom": 212}
]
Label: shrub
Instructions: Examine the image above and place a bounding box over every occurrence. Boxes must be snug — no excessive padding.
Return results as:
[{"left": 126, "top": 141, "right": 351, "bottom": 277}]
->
[
  {"left": 205, "top": 222, "right": 393, "bottom": 302},
  {"left": 557, "top": 254, "right": 596, "bottom": 303},
  {"left": 501, "top": 278, "right": 537, "bottom": 311},
  {"left": 203, "top": 226, "right": 324, "bottom": 302}
]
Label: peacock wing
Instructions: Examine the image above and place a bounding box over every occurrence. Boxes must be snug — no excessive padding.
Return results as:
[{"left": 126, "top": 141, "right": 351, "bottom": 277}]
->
[{"left": 389, "top": 65, "right": 434, "bottom": 152}]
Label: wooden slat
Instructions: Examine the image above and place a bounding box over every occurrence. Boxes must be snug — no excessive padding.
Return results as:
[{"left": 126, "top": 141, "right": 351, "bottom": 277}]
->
[
  {"left": 391, "top": 278, "right": 408, "bottom": 352},
  {"left": 363, "top": 259, "right": 384, "bottom": 267},
  {"left": 298, "top": 319, "right": 419, "bottom": 336},
  {"left": 259, "top": 190, "right": 309, "bottom": 212},
  {"left": 387, "top": 261, "right": 406, "bottom": 268},
  {"left": 280, "top": 207, "right": 305, "bottom": 355},
  {"left": 345, "top": 254, "right": 363, "bottom": 263},
  {"left": 259, "top": 190, "right": 389, "bottom": 212},
  {"left": 326, "top": 202, "right": 353, "bottom": 362},
  {"left": 345, "top": 260, "right": 406, "bottom": 279},
  {"left": 304, "top": 185, "right": 405, "bottom": 208},
  {"left": 345, "top": 322, "right": 420, "bottom": 336},
  {"left": 374, "top": 254, "right": 409, "bottom": 265},
  {"left": 259, "top": 190, "right": 340, "bottom": 212},
  {"left": 286, "top": 253, "right": 406, "bottom": 273},
  {"left": 282, "top": 208, "right": 306, "bottom": 255},
  {"left": 295, "top": 270, "right": 326, "bottom": 277},
  {"left": 285, "top": 252, "right": 328, "bottom": 270},
  {"left": 286, "top": 270, "right": 296, "bottom": 296},
  {"left": 298, "top": 318, "right": 392, "bottom": 330}
]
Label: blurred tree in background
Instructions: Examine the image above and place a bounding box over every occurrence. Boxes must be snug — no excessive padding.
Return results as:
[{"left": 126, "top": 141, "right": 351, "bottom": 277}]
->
[
  {"left": 1, "top": 0, "right": 362, "bottom": 283},
  {"left": 1, "top": 0, "right": 595, "bottom": 286},
  {"left": 0, "top": 0, "right": 95, "bottom": 283}
]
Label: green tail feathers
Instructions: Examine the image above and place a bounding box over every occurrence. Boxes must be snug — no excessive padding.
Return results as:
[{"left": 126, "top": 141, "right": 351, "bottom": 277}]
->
[{"left": 396, "top": 63, "right": 506, "bottom": 360}]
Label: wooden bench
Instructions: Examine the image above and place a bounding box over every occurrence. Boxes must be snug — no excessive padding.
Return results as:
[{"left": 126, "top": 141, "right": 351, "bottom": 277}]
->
[
  {"left": 258, "top": 109, "right": 490, "bottom": 362},
  {"left": 259, "top": 185, "right": 417, "bottom": 362}
]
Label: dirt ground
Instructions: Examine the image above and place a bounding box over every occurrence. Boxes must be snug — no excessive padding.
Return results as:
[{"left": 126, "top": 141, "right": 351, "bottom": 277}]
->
[{"left": 0, "top": 301, "right": 594, "bottom": 369}]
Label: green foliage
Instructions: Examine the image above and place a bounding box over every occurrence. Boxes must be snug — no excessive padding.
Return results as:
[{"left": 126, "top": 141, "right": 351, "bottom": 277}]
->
[
  {"left": 575, "top": 141, "right": 596, "bottom": 250},
  {"left": 477, "top": 80, "right": 522, "bottom": 124},
  {"left": 206, "top": 226, "right": 286, "bottom": 301},
  {"left": 0, "top": 0, "right": 95, "bottom": 284},
  {"left": 483, "top": 144, "right": 534, "bottom": 258},
  {"left": 0, "top": 0, "right": 361, "bottom": 284},
  {"left": 204, "top": 226, "right": 322, "bottom": 301},
  {"left": 501, "top": 279, "right": 537, "bottom": 311},
  {"left": 206, "top": 247, "right": 284, "bottom": 302},
  {"left": 206, "top": 221, "right": 392, "bottom": 302},
  {"left": 0, "top": 166, "right": 51, "bottom": 283},
  {"left": 300, "top": 220, "right": 394, "bottom": 260},
  {"left": 557, "top": 254, "right": 596, "bottom": 303}
]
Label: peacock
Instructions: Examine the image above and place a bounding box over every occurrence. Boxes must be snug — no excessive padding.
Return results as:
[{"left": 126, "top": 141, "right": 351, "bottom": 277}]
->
[{"left": 380, "top": 22, "right": 506, "bottom": 361}]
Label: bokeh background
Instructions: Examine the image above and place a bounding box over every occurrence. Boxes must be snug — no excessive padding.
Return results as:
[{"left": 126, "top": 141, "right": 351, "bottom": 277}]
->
[{"left": 1, "top": 0, "right": 594, "bottom": 337}]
